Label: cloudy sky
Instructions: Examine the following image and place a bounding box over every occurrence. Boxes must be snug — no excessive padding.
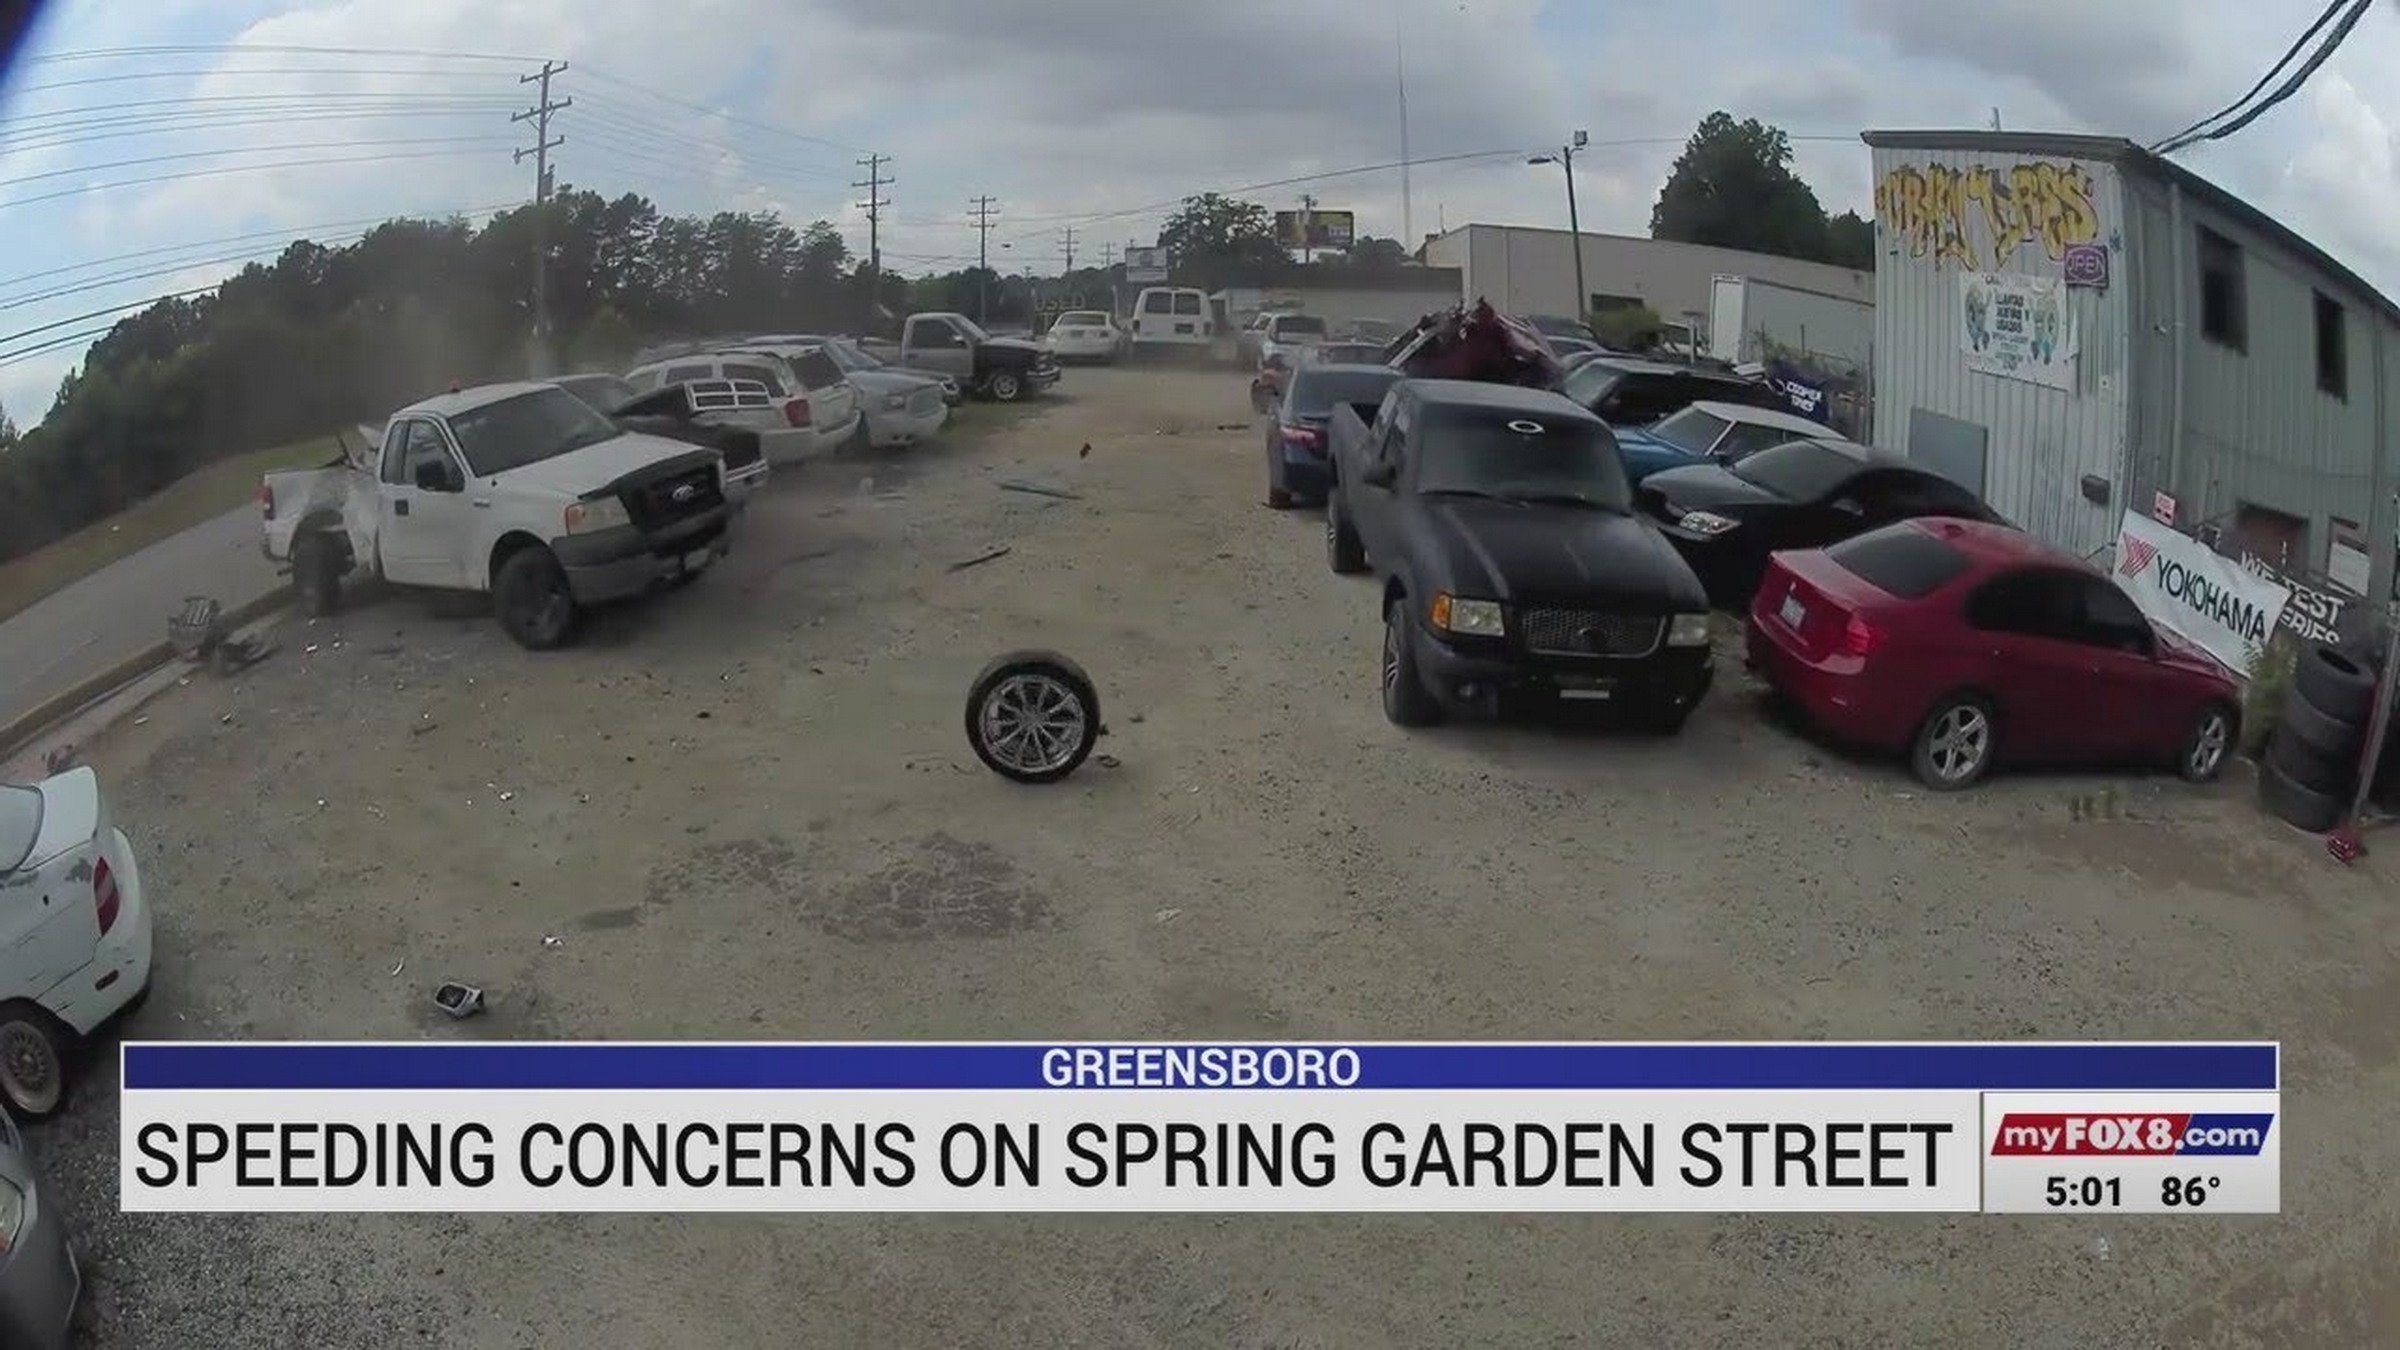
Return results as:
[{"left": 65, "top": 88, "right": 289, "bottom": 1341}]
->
[{"left": 1, "top": 0, "right": 2396, "bottom": 425}]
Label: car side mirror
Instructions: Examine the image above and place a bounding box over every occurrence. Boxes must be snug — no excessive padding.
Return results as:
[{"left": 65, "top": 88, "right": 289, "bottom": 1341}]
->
[
  {"left": 1362, "top": 462, "right": 1398, "bottom": 488},
  {"left": 413, "top": 459, "right": 458, "bottom": 492},
  {"left": 1830, "top": 497, "right": 1864, "bottom": 516}
]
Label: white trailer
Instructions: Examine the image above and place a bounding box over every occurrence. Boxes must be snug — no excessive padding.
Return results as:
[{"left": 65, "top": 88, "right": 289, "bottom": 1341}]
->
[{"left": 1706, "top": 274, "right": 1873, "bottom": 369}]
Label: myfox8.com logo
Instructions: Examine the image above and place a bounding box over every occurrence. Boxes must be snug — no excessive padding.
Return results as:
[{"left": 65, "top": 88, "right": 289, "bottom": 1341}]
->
[{"left": 1989, "top": 1112, "right": 2273, "bottom": 1157}]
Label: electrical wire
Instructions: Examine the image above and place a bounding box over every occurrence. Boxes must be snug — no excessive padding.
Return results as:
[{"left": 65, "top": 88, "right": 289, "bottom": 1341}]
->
[
  {"left": 0, "top": 134, "right": 516, "bottom": 191},
  {"left": 26, "top": 43, "right": 545, "bottom": 65},
  {"left": 575, "top": 67, "right": 875, "bottom": 157},
  {"left": 0, "top": 202, "right": 525, "bottom": 292},
  {"left": 0, "top": 146, "right": 498, "bottom": 212},
  {"left": 0, "top": 281, "right": 230, "bottom": 350},
  {"left": 2, "top": 105, "right": 524, "bottom": 157},
  {"left": 2153, "top": 0, "right": 2369, "bottom": 155},
  {"left": 0, "top": 88, "right": 523, "bottom": 128},
  {"left": 0, "top": 322, "right": 122, "bottom": 368},
  {"left": 570, "top": 97, "right": 853, "bottom": 181},
  {"left": 12, "top": 67, "right": 527, "bottom": 96}
]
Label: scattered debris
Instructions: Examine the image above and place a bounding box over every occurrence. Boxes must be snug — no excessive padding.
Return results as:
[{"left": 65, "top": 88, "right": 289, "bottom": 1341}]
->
[
  {"left": 305, "top": 644, "right": 320, "bottom": 655},
  {"left": 498, "top": 791, "right": 515, "bottom": 803},
  {"left": 42, "top": 744, "right": 77, "bottom": 774},
  {"left": 998, "top": 478, "right": 1082, "bottom": 501},
  {"left": 409, "top": 720, "right": 440, "bottom": 736},
  {"left": 1078, "top": 442, "right": 1092, "bottom": 459},
  {"left": 947, "top": 546, "right": 1013, "bottom": 572},
  {"left": 432, "top": 982, "right": 486, "bottom": 1019},
  {"left": 1214, "top": 422, "right": 1246, "bottom": 431},
  {"left": 1128, "top": 713, "right": 1144, "bottom": 724},
  {"left": 314, "top": 799, "right": 327, "bottom": 810},
  {"left": 370, "top": 644, "right": 403, "bottom": 657},
  {"left": 132, "top": 716, "right": 150, "bottom": 726},
  {"left": 218, "top": 712, "right": 234, "bottom": 725},
  {"left": 542, "top": 935, "right": 563, "bottom": 949},
  {"left": 1096, "top": 753, "right": 1121, "bottom": 769},
  {"left": 389, "top": 960, "right": 405, "bottom": 977},
  {"left": 1154, "top": 907, "right": 1183, "bottom": 925}
]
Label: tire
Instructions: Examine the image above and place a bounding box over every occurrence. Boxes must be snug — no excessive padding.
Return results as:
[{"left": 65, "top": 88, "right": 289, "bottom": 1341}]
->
[
  {"left": 1265, "top": 442, "right": 1292, "bottom": 509},
  {"left": 1380, "top": 599, "right": 1444, "bottom": 727},
  {"left": 2278, "top": 685, "right": 2365, "bottom": 762},
  {"left": 964, "top": 650, "right": 1101, "bottom": 784},
  {"left": 493, "top": 547, "right": 580, "bottom": 651},
  {"left": 1909, "top": 693, "right": 1996, "bottom": 791},
  {"left": 0, "top": 1002, "right": 76, "bottom": 1119},
  {"left": 987, "top": 370, "right": 1024, "bottom": 403},
  {"left": 2259, "top": 753, "right": 2346, "bottom": 833},
  {"left": 2176, "top": 702, "right": 2238, "bottom": 783},
  {"left": 293, "top": 532, "right": 342, "bottom": 617},
  {"left": 1324, "top": 490, "right": 1366, "bottom": 574},
  {"left": 2295, "top": 643, "right": 2376, "bottom": 725},
  {"left": 2268, "top": 728, "right": 2354, "bottom": 795},
  {"left": 844, "top": 419, "right": 873, "bottom": 457}
]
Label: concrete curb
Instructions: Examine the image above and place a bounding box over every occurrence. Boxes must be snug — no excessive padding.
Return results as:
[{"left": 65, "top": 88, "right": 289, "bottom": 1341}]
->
[{"left": 0, "top": 586, "right": 292, "bottom": 760}]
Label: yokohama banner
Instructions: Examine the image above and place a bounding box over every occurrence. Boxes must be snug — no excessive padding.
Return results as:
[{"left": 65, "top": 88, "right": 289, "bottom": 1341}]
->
[{"left": 2113, "top": 511, "right": 2290, "bottom": 677}]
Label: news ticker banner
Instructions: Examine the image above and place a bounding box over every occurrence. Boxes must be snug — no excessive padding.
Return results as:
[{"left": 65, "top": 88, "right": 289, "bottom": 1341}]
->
[{"left": 119, "top": 1042, "right": 2279, "bottom": 1215}]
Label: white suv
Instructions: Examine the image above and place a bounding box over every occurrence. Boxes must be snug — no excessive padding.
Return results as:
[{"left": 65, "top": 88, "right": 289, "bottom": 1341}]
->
[{"left": 625, "top": 348, "right": 864, "bottom": 464}]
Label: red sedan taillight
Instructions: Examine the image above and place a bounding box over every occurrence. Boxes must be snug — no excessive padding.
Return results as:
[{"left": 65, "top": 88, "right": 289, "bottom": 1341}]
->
[
  {"left": 1838, "top": 613, "right": 1881, "bottom": 658},
  {"left": 93, "top": 854, "right": 121, "bottom": 936},
  {"left": 783, "top": 398, "right": 812, "bottom": 428},
  {"left": 1280, "top": 425, "right": 1324, "bottom": 451},
  {"left": 257, "top": 481, "right": 275, "bottom": 521}
]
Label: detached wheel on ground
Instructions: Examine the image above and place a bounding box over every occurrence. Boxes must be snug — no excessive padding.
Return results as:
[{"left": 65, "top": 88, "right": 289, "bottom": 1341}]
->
[
  {"left": 1909, "top": 693, "right": 1995, "bottom": 790},
  {"left": 292, "top": 531, "right": 343, "bottom": 617},
  {"left": 0, "top": 1002, "right": 75, "bottom": 1119},
  {"left": 2295, "top": 643, "right": 2376, "bottom": 724},
  {"left": 1380, "top": 599, "right": 1443, "bottom": 727},
  {"left": 493, "top": 546, "right": 581, "bottom": 650},
  {"left": 2176, "top": 702, "right": 2237, "bottom": 783},
  {"left": 1324, "top": 490, "right": 1366, "bottom": 574},
  {"left": 986, "top": 370, "right": 1024, "bottom": 403},
  {"left": 964, "top": 650, "right": 1102, "bottom": 784},
  {"left": 2259, "top": 752, "right": 2347, "bottom": 832}
]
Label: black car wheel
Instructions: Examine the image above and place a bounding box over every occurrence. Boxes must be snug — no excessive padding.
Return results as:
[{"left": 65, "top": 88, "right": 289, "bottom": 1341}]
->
[
  {"left": 292, "top": 531, "right": 343, "bottom": 617},
  {"left": 2177, "top": 702, "right": 2237, "bottom": 783},
  {"left": 494, "top": 547, "right": 580, "bottom": 650},
  {"left": 987, "top": 370, "right": 1025, "bottom": 403},
  {"left": 1910, "top": 693, "right": 1995, "bottom": 790},
  {"left": 0, "top": 1002, "right": 73, "bottom": 1119},
  {"left": 1265, "top": 441, "right": 1293, "bottom": 509},
  {"left": 1325, "top": 491, "right": 1366, "bottom": 574},
  {"left": 964, "top": 650, "right": 1101, "bottom": 783},
  {"left": 1381, "top": 599, "right": 1443, "bottom": 727}
]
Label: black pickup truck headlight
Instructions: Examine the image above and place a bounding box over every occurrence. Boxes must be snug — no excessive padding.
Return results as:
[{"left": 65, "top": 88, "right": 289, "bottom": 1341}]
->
[
  {"left": 1430, "top": 592, "right": 1506, "bottom": 637},
  {"left": 1666, "top": 613, "right": 1712, "bottom": 647}
]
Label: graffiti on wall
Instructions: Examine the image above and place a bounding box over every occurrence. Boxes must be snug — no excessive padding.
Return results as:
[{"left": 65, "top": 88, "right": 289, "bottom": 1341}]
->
[{"left": 1874, "top": 160, "right": 2103, "bottom": 273}]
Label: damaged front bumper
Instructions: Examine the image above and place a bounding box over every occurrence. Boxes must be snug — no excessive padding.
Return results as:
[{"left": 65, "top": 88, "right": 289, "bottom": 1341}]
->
[{"left": 551, "top": 506, "right": 731, "bottom": 605}]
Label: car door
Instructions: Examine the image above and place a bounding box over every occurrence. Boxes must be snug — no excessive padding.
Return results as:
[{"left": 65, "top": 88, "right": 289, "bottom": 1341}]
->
[
  {"left": 377, "top": 417, "right": 476, "bottom": 588},
  {"left": 1960, "top": 567, "right": 2127, "bottom": 763},
  {"left": 1351, "top": 392, "right": 1413, "bottom": 566},
  {"left": 905, "top": 316, "right": 973, "bottom": 379},
  {"left": 2066, "top": 573, "right": 2180, "bottom": 758}
]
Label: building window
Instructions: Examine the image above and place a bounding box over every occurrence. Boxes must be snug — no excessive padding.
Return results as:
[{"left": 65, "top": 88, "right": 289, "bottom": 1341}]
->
[
  {"left": 2314, "top": 291, "right": 2347, "bottom": 399},
  {"left": 2234, "top": 503, "right": 2307, "bottom": 572},
  {"left": 2197, "top": 226, "right": 2245, "bottom": 351}
]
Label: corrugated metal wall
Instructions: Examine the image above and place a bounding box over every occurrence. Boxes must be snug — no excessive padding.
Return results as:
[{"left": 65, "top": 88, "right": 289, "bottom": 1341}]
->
[
  {"left": 2121, "top": 178, "right": 2393, "bottom": 594},
  {"left": 1869, "top": 146, "right": 2131, "bottom": 558}
]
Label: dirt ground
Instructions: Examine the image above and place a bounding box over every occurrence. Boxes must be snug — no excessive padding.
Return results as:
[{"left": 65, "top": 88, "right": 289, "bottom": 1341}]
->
[{"left": 29, "top": 366, "right": 2400, "bottom": 1348}]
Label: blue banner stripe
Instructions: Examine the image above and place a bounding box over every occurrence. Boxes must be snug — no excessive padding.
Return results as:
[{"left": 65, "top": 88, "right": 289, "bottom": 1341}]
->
[{"left": 119, "top": 1043, "right": 2278, "bottom": 1092}]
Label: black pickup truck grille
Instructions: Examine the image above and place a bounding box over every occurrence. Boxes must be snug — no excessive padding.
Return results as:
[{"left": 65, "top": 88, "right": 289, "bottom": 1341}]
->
[
  {"left": 1519, "top": 609, "right": 1665, "bottom": 658},
  {"left": 623, "top": 465, "right": 723, "bottom": 532}
]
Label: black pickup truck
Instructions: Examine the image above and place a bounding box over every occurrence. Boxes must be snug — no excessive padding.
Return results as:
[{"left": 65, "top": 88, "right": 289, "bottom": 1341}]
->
[{"left": 1323, "top": 379, "right": 1717, "bottom": 730}]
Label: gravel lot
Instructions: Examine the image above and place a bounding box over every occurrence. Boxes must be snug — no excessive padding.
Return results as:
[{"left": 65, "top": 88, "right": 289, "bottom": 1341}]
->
[{"left": 28, "top": 366, "right": 2399, "bottom": 1348}]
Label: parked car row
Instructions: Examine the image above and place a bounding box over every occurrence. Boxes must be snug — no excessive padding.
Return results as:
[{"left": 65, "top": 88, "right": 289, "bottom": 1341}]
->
[{"left": 1249, "top": 316, "right": 2242, "bottom": 795}]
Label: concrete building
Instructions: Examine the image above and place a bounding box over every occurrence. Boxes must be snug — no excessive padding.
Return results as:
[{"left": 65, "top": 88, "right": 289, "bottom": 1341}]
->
[
  {"left": 1865, "top": 130, "right": 2398, "bottom": 600},
  {"left": 1418, "top": 223, "right": 1872, "bottom": 336},
  {"left": 1140, "top": 260, "right": 1462, "bottom": 332}
]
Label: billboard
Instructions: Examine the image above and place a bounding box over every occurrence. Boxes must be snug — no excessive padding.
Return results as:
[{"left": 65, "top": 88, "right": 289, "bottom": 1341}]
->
[
  {"left": 1123, "top": 246, "right": 1169, "bottom": 283},
  {"left": 1274, "top": 210, "right": 1355, "bottom": 250}
]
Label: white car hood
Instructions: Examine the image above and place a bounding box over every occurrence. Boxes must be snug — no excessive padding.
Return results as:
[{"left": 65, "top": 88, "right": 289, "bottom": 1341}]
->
[{"left": 486, "top": 431, "right": 711, "bottom": 496}]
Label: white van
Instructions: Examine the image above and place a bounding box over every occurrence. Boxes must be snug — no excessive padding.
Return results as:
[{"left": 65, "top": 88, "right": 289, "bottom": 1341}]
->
[{"left": 1129, "top": 287, "right": 1213, "bottom": 352}]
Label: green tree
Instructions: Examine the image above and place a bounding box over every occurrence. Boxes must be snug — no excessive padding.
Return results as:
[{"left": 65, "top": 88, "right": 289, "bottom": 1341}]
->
[
  {"left": 1158, "top": 193, "right": 1286, "bottom": 266},
  {"left": 0, "top": 398, "right": 18, "bottom": 453},
  {"left": 1824, "top": 210, "right": 1875, "bottom": 271},
  {"left": 1651, "top": 112, "right": 1861, "bottom": 268},
  {"left": 1343, "top": 235, "right": 1410, "bottom": 268},
  {"left": 1591, "top": 304, "right": 1664, "bottom": 350}
]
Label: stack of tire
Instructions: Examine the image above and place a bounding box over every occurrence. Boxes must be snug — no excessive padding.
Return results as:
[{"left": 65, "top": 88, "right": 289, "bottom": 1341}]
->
[{"left": 2259, "top": 643, "right": 2379, "bottom": 832}]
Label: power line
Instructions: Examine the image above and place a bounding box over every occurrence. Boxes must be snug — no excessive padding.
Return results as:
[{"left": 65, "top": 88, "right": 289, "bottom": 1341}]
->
[
  {"left": 0, "top": 322, "right": 125, "bottom": 368},
  {"left": 0, "top": 202, "right": 524, "bottom": 292},
  {"left": 3, "top": 104, "right": 524, "bottom": 156},
  {"left": 26, "top": 42, "right": 545, "bottom": 65},
  {"left": 575, "top": 66, "right": 875, "bottom": 157},
  {"left": 969, "top": 196, "right": 999, "bottom": 322},
  {"left": 1, "top": 89, "right": 523, "bottom": 130},
  {"left": 13, "top": 66, "right": 525, "bottom": 95},
  {"left": 0, "top": 281, "right": 229, "bottom": 351},
  {"left": 568, "top": 100, "right": 850, "bottom": 181},
  {"left": 514, "top": 60, "right": 570, "bottom": 376},
  {"left": 0, "top": 146, "right": 488, "bottom": 212},
  {"left": 2153, "top": 0, "right": 2371, "bottom": 155},
  {"left": 0, "top": 134, "right": 516, "bottom": 191}
]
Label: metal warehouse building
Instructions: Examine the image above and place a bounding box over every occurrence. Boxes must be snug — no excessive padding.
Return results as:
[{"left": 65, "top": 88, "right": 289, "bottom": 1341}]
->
[
  {"left": 1418, "top": 223, "right": 1872, "bottom": 335},
  {"left": 1865, "top": 130, "right": 2398, "bottom": 602}
]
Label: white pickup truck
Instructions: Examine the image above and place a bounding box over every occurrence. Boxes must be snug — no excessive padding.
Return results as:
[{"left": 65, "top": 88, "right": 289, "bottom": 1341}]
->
[{"left": 259, "top": 381, "right": 734, "bottom": 650}]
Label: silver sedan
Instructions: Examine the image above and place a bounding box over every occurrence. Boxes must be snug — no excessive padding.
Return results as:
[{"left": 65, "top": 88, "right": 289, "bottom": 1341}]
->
[{"left": 0, "top": 1108, "right": 78, "bottom": 1350}]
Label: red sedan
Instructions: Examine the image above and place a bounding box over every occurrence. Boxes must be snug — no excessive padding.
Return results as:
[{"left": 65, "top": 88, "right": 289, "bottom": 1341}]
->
[{"left": 1745, "top": 518, "right": 2240, "bottom": 790}]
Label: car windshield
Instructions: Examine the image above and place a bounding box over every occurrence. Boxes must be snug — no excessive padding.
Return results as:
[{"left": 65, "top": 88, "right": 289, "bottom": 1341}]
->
[
  {"left": 1288, "top": 369, "right": 1400, "bottom": 417},
  {"left": 1311, "top": 344, "right": 1386, "bottom": 366},
  {"left": 953, "top": 316, "right": 992, "bottom": 343},
  {"left": 1272, "top": 316, "right": 1327, "bottom": 337},
  {"left": 1648, "top": 407, "right": 1729, "bottom": 455},
  {"left": 1415, "top": 408, "right": 1630, "bottom": 509},
  {"left": 555, "top": 375, "right": 635, "bottom": 411},
  {"left": 1730, "top": 439, "right": 1863, "bottom": 501},
  {"left": 445, "top": 387, "right": 624, "bottom": 477},
  {"left": 0, "top": 784, "right": 39, "bottom": 872},
  {"left": 1561, "top": 363, "right": 1621, "bottom": 409},
  {"left": 1058, "top": 312, "right": 1108, "bottom": 327}
]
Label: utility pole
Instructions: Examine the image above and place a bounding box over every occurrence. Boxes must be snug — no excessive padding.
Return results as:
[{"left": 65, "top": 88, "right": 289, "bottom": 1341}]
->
[
  {"left": 1299, "top": 192, "right": 1318, "bottom": 265},
  {"left": 512, "top": 60, "right": 569, "bottom": 377},
  {"left": 1060, "top": 225, "right": 1077, "bottom": 275},
  {"left": 853, "top": 153, "right": 892, "bottom": 322},
  {"left": 969, "top": 195, "right": 998, "bottom": 324},
  {"left": 1531, "top": 130, "right": 1588, "bottom": 324},
  {"left": 1395, "top": 10, "right": 1413, "bottom": 249}
]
